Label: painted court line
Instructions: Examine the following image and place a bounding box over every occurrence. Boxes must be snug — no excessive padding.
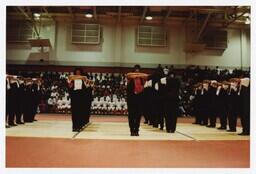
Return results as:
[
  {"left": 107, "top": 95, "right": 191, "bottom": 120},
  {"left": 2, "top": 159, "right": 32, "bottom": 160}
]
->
[
  {"left": 176, "top": 131, "right": 198, "bottom": 141},
  {"left": 72, "top": 122, "right": 92, "bottom": 139}
]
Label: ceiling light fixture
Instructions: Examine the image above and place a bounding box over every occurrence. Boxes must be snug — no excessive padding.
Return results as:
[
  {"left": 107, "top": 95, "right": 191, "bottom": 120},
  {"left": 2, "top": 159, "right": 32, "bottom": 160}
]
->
[
  {"left": 85, "top": 13, "right": 93, "bottom": 18},
  {"left": 245, "top": 17, "right": 250, "bottom": 24},
  {"left": 33, "top": 13, "right": 41, "bottom": 18},
  {"left": 243, "top": 13, "right": 250, "bottom": 17},
  {"left": 145, "top": 16, "right": 153, "bottom": 20}
]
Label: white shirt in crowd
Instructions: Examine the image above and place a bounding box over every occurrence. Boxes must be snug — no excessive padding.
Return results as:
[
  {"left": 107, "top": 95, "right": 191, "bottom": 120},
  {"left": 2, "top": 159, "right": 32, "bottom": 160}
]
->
[{"left": 48, "top": 98, "right": 54, "bottom": 105}]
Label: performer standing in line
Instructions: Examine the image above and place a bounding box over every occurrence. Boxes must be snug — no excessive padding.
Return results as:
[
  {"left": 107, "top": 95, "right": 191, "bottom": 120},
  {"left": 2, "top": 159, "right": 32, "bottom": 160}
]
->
[
  {"left": 161, "top": 72, "right": 181, "bottom": 133},
  {"left": 68, "top": 68, "right": 93, "bottom": 132},
  {"left": 238, "top": 77, "right": 250, "bottom": 135},
  {"left": 126, "top": 65, "right": 148, "bottom": 136}
]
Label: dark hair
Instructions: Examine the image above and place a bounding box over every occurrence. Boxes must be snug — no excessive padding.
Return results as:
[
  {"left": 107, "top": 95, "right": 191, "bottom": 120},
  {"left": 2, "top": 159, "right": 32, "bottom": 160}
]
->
[
  {"left": 134, "top": 64, "right": 141, "bottom": 70},
  {"left": 73, "top": 67, "right": 84, "bottom": 75}
]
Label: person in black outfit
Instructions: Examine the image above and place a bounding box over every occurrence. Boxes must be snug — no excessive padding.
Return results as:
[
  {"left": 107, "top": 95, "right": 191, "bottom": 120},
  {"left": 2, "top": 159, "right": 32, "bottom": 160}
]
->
[
  {"left": 150, "top": 66, "right": 163, "bottom": 128},
  {"left": 15, "top": 79, "right": 25, "bottom": 124},
  {"left": 142, "top": 81, "right": 150, "bottom": 124},
  {"left": 126, "top": 65, "right": 148, "bottom": 136},
  {"left": 162, "top": 72, "right": 180, "bottom": 133},
  {"left": 6, "top": 78, "right": 11, "bottom": 128},
  {"left": 192, "top": 83, "right": 202, "bottom": 124},
  {"left": 199, "top": 81, "right": 210, "bottom": 126},
  {"left": 144, "top": 77, "right": 154, "bottom": 126},
  {"left": 227, "top": 81, "right": 240, "bottom": 132},
  {"left": 22, "top": 78, "right": 41, "bottom": 122},
  {"left": 30, "top": 81, "right": 40, "bottom": 122},
  {"left": 23, "top": 80, "right": 33, "bottom": 122},
  {"left": 217, "top": 83, "right": 229, "bottom": 130},
  {"left": 158, "top": 79, "right": 167, "bottom": 130},
  {"left": 68, "top": 68, "right": 92, "bottom": 132},
  {"left": 206, "top": 81, "right": 218, "bottom": 128},
  {"left": 238, "top": 78, "right": 250, "bottom": 135},
  {"left": 8, "top": 77, "right": 19, "bottom": 126},
  {"left": 84, "top": 76, "right": 94, "bottom": 125}
]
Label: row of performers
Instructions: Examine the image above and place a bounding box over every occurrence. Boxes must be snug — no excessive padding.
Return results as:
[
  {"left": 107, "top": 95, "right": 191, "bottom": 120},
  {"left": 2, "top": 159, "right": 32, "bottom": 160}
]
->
[
  {"left": 192, "top": 77, "right": 250, "bottom": 135},
  {"left": 67, "top": 66, "right": 180, "bottom": 134},
  {"left": 6, "top": 75, "right": 42, "bottom": 128},
  {"left": 126, "top": 65, "right": 181, "bottom": 136}
]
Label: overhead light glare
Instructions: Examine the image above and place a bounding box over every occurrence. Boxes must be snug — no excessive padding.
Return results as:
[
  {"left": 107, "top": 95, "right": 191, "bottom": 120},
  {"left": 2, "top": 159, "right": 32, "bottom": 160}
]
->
[
  {"left": 243, "top": 13, "right": 250, "bottom": 17},
  {"left": 33, "top": 13, "right": 40, "bottom": 18},
  {"left": 85, "top": 13, "right": 93, "bottom": 18},
  {"left": 245, "top": 17, "right": 250, "bottom": 24},
  {"left": 145, "top": 16, "right": 153, "bottom": 20}
]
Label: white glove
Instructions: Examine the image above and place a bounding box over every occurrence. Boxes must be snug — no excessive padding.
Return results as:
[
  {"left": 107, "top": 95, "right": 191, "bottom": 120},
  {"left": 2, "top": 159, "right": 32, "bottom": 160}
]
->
[
  {"left": 144, "top": 81, "right": 148, "bottom": 88},
  {"left": 160, "top": 77, "right": 167, "bottom": 85},
  {"left": 240, "top": 78, "right": 250, "bottom": 87},
  {"left": 148, "top": 80, "right": 152, "bottom": 87},
  {"left": 155, "top": 83, "right": 159, "bottom": 91},
  {"left": 216, "top": 86, "right": 221, "bottom": 96},
  {"left": 7, "top": 79, "right": 11, "bottom": 90},
  {"left": 201, "top": 89, "right": 204, "bottom": 95}
]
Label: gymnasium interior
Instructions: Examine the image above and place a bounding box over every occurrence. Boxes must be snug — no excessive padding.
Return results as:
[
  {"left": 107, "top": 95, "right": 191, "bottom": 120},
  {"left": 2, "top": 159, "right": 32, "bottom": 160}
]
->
[{"left": 4, "top": 5, "right": 252, "bottom": 170}]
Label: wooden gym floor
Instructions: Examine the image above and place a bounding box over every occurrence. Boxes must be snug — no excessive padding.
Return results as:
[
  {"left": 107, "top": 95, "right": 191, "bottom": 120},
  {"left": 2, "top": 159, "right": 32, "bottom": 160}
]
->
[{"left": 6, "top": 114, "right": 250, "bottom": 168}]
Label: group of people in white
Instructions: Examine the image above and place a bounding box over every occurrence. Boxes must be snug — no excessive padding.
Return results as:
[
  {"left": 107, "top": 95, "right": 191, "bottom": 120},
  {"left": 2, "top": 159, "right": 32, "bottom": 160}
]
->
[
  {"left": 91, "top": 95, "right": 128, "bottom": 115},
  {"left": 48, "top": 90, "right": 71, "bottom": 113},
  {"left": 45, "top": 72, "right": 128, "bottom": 114}
]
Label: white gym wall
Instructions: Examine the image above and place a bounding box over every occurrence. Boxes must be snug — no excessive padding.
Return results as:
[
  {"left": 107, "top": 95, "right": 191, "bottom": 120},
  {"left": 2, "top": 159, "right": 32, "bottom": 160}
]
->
[{"left": 6, "top": 21, "right": 250, "bottom": 68}]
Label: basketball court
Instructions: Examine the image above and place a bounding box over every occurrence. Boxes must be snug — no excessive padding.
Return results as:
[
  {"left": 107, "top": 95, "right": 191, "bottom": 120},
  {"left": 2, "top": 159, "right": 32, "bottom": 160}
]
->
[{"left": 6, "top": 114, "right": 250, "bottom": 168}]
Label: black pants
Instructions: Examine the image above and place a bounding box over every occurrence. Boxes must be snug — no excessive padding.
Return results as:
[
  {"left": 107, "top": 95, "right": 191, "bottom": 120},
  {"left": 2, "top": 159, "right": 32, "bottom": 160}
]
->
[
  {"left": 152, "top": 94, "right": 161, "bottom": 128},
  {"left": 240, "top": 87, "right": 250, "bottom": 134},
  {"left": 158, "top": 103, "right": 165, "bottom": 129},
  {"left": 198, "top": 108, "right": 208, "bottom": 125},
  {"left": 193, "top": 95, "right": 201, "bottom": 124},
  {"left": 142, "top": 92, "right": 149, "bottom": 123},
  {"left": 240, "top": 103, "right": 250, "bottom": 134},
  {"left": 6, "top": 90, "right": 10, "bottom": 124},
  {"left": 164, "top": 102, "right": 179, "bottom": 132},
  {"left": 127, "top": 93, "right": 143, "bottom": 133},
  {"left": 14, "top": 87, "right": 24, "bottom": 123},
  {"left": 240, "top": 111, "right": 250, "bottom": 134},
  {"left": 208, "top": 108, "right": 217, "bottom": 127},
  {"left": 7, "top": 87, "right": 18, "bottom": 125},
  {"left": 219, "top": 112, "right": 228, "bottom": 128},
  {"left": 228, "top": 111, "right": 238, "bottom": 131},
  {"left": 23, "top": 90, "right": 34, "bottom": 122},
  {"left": 193, "top": 104, "right": 201, "bottom": 124},
  {"left": 71, "top": 90, "right": 88, "bottom": 130}
]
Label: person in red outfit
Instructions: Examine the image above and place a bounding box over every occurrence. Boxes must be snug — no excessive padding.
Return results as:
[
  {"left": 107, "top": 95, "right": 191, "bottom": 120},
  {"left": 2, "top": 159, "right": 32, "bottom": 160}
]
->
[{"left": 126, "top": 65, "right": 148, "bottom": 136}]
